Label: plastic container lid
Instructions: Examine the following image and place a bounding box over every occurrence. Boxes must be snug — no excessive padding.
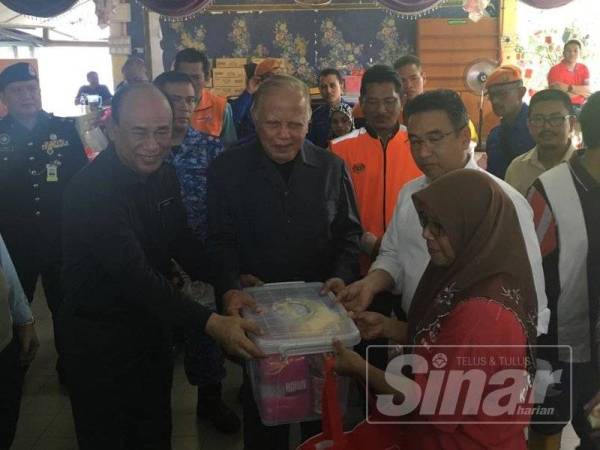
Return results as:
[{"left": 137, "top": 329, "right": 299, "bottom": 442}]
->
[{"left": 243, "top": 282, "right": 361, "bottom": 357}]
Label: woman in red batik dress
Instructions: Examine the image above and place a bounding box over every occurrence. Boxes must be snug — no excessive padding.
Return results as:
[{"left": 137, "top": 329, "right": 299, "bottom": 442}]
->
[{"left": 335, "top": 169, "right": 538, "bottom": 450}]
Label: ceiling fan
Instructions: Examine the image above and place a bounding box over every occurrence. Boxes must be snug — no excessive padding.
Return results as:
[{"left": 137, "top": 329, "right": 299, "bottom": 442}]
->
[{"left": 463, "top": 58, "right": 498, "bottom": 151}]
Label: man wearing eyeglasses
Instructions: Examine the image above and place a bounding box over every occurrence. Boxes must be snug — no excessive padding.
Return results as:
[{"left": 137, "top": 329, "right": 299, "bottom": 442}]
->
[
  {"left": 153, "top": 71, "right": 241, "bottom": 434},
  {"left": 173, "top": 48, "right": 238, "bottom": 148},
  {"left": 526, "top": 90, "right": 600, "bottom": 450},
  {"left": 337, "top": 89, "right": 549, "bottom": 341},
  {"left": 485, "top": 65, "right": 535, "bottom": 179},
  {"left": 505, "top": 89, "right": 577, "bottom": 196}
]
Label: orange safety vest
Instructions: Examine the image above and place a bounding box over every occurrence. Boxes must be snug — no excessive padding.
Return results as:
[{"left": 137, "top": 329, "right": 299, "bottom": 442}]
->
[
  {"left": 190, "top": 89, "right": 227, "bottom": 137},
  {"left": 331, "top": 127, "right": 422, "bottom": 239}
]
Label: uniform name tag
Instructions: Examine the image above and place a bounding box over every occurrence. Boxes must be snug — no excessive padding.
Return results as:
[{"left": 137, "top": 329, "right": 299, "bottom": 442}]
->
[{"left": 46, "top": 164, "right": 58, "bottom": 182}]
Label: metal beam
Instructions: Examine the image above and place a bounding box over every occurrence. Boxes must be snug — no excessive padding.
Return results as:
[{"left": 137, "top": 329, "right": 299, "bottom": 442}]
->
[{"left": 41, "top": 39, "right": 109, "bottom": 47}]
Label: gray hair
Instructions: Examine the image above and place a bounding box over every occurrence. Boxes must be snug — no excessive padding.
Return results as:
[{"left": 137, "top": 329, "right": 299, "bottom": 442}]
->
[{"left": 251, "top": 74, "right": 312, "bottom": 121}]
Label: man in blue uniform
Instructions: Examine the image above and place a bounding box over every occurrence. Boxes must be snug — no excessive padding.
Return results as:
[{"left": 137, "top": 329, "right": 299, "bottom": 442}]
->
[
  {"left": 485, "top": 65, "right": 535, "bottom": 179},
  {"left": 307, "top": 68, "right": 353, "bottom": 148},
  {"left": 0, "top": 62, "right": 87, "bottom": 382},
  {"left": 154, "top": 71, "right": 240, "bottom": 434}
]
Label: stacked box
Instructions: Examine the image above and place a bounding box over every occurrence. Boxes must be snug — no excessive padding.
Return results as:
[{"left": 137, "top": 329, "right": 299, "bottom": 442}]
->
[
  {"left": 251, "top": 57, "right": 287, "bottom": 73},
  {"left": 215, "top": 57, "right": 247, "bottom": 68},
  {"left": 211, "top": 67, "right": 246, "bottom": 98}
]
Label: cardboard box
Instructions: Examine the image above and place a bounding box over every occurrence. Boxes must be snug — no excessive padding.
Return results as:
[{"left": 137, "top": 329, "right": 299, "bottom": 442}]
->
[
  {"left": 251, "top": 58, "right": 286, "bottom": 68},
  {"left": 212, "top": 77, "right": 246, "bottom": 88},
  {"left": 212, "top": 67, "right": 246, "bottom": 79},
  {"left": 210, "top": 86, "right": 244, "bottom": 98},
  {"left": 215, "top": 58, "right": 247, "bottom": 68}
]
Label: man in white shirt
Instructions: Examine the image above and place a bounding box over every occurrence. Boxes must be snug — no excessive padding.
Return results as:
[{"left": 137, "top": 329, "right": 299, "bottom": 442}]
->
[
  {"left": 505, "top": 88, "right": 577, "bottom": 196},
  {"left": 0, "top": 233, "right": 38, "bottom": 448},
  {"left": 337, "top": 89, "right": 550, "bottom": 336}
]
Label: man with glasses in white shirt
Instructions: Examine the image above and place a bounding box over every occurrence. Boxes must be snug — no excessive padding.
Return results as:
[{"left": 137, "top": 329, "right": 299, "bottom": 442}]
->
[{"left": 337, "top": 89, "right": 550, "bottom": 339}]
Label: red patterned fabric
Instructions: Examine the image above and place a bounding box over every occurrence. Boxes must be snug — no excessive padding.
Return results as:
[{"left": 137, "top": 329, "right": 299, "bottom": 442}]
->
[
  {"left": 137, "top": 0, "right": 211, "bottom": 17},
  {"left": 527, "top": 186, "right": 558, "bottom": 259}
]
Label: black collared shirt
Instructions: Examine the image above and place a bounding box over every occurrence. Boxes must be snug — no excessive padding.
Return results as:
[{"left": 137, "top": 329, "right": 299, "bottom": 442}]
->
[
  {"left": 207, "top": 138, "right": 362, "bottom": 303},
  {"left": 0, "top": 111, "right": 87, "bottom": 258},
  {"left": 570, "top": 150, "right": 600, "bottom": 310},
  {"left": 59, "top": 147, "right": 211, "bottom": 356}
]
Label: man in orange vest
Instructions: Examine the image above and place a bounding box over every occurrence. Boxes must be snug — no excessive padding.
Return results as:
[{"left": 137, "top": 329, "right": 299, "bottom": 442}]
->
[
  {"left": 331, "top": 65, "right": 422, "bottom": 263},
  {"left": 174, "top": 48, "right": 237, "bottom": 147}
]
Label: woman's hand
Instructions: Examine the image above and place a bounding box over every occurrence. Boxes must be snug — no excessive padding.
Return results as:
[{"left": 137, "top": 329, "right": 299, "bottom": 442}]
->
[
  {"left": 332, "top": 339, "right": 364, "bottom": 377},
  {"left": 351, "top": 311, "right": 388, "bottom": 340}
]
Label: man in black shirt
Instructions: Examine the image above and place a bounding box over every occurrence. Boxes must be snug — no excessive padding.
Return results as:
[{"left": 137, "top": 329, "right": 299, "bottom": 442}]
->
[
  {"left": 208, "top": 75, "right": 362, "bottom": 450},
  {"left": 59, "top": 83, "right": 263, "bottom": 450},
  {"left": 527, "top": 91, "right": 600, "bottom": 450},
  {"left": 74, "top": 71, "right": 112, "bottom": 106}
]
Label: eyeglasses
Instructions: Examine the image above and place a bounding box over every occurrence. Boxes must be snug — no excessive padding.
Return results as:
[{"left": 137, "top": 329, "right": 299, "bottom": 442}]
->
[
  {"left": 408, "top": 123, "right": 466, "bottom": 150},
  {"left": 167, "top": 95, "right": 198, "bottom": 107},
  {"left": 417, "top": 211, "right": 444, "bottom": 237},
  {"left": 528, "top": 115, "right": 573, "bottom": 128}
]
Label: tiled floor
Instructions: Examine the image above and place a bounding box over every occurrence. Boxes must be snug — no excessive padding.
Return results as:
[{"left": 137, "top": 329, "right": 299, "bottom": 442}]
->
[
  {"left": 11, "top": 289, "right": 246, "bottom": 450},
  {"left": 11, "top": 289, "right": 581, "bottom": 449}
]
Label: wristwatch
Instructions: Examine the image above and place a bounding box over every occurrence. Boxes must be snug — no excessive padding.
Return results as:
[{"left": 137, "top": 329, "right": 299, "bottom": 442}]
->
[{"left": 568, "top": 85, "right": 574, "bottom": 93}]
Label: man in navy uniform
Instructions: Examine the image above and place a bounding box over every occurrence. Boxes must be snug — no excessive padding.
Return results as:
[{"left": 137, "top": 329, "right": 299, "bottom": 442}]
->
[{"left": 0, "top": 62, "right": 87, "bottom": 381}]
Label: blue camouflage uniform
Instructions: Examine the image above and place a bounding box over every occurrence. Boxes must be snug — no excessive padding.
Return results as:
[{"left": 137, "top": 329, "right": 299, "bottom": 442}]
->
[{"left": 166, "top": 128, "right": 225, "bottom": 388}]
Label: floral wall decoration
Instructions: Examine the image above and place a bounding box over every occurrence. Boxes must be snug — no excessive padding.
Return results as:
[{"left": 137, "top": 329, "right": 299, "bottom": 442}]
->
[
  {"left": 149, "top": 2, "right": 485, "bottom": 84},
  {"left": 318, "top": 19, "right": 364, "bottom": 74},
  {"left": 229, "top": 18, "right": 251, "bottom": 57},
  {"left": 170, "top": 21, "right": 207, "bottom": 52},
  {"left": 377, "top": 16, "right": 413, "bottom": 65},
  {"left": 273, "top": 22, "right": 314, "bottom": 84}
]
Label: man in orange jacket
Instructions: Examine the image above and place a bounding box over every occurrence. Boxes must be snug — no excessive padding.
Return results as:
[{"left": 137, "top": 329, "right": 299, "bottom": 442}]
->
[
  {"left": 331, "top": 65, "right": 422, "bottom": 264},
  {"left": 174, "top": 48, "right": 238, "bottom": 147}
]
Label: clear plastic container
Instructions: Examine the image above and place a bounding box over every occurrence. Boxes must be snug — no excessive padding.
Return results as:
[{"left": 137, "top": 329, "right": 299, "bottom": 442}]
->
[{"left": 243, "top": 282, "right": 360, "bottom": 426}]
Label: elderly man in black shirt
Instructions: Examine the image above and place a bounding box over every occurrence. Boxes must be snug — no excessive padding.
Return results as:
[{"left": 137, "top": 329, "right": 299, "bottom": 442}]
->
[
  {"left": 59, "top": 83, "right": 263, "bottom": 450},
  {"left": 207, "top": 74, "right": 362, "bottom": 450}
]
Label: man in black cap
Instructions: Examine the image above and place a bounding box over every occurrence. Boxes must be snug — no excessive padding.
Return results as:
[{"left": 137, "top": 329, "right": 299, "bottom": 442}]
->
[{"left": 0, "top": 62, "right": 87, "bottom": 382}]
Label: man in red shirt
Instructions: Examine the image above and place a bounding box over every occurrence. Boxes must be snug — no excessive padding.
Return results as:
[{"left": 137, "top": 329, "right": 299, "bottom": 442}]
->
[{"left": 548, "top": 39, "right": 591, "bottom": 107}]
